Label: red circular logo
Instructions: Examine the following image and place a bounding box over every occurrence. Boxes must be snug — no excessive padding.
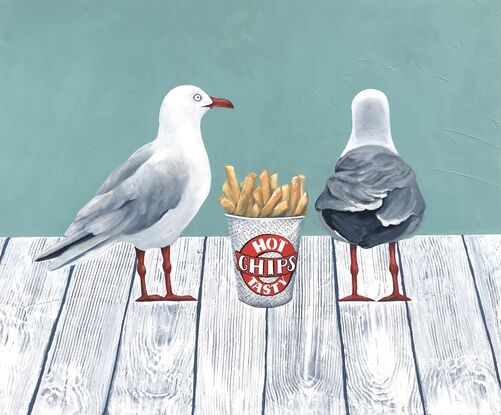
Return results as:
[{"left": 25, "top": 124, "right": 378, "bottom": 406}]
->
[{"left": 235, "top": 234, "right": 298, "bottom": 296}]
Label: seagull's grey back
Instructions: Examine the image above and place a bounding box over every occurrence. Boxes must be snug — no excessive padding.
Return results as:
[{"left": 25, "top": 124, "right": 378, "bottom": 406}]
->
[{"left": 316, "top": 145, "right": 425, "bottom": 248}]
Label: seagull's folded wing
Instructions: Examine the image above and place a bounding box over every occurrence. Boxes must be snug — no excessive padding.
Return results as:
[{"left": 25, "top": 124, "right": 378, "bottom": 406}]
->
[
  {"left": 65, "top": 147, "right": 189, "bottom": 238},
  {"left": 95, "top": 142, "right": 156, "bottom": 196},
  {"left": 315, "top": 146, "right": 425, "bottom": 227}
]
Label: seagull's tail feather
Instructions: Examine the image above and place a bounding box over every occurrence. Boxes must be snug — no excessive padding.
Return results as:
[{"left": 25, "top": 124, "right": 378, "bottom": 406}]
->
[
  {"left": 35, "top": 233, "right": 115, "bottom": 271},
  {"left": 34, "top": 232, "right": 92, "bottom": 262}
]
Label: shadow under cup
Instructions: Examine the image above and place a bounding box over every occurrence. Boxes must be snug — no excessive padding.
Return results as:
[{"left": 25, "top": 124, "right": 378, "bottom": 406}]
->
[{"left": 225, "top": 214, "right": 305, "bottom": 308}]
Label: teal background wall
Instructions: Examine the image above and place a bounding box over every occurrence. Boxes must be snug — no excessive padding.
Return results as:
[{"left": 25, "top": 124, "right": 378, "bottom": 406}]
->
[{"left": 0, "top": 0, "right": 500, "bottom": 236}]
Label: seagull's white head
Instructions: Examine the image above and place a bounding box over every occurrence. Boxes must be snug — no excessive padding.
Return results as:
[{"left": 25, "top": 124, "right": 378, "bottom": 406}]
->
[
  {"left": 352, "top": 89, "right": 391, "bottom": 138},
  {"left": 342, "top": 89, "right": 397, "bottom": 155},
  {"left": 158, "top": 85, "right": 233, "bottom": 134}
]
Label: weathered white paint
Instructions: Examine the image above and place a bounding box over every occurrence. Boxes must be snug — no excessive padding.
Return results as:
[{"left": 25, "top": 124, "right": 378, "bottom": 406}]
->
[
  {"left": 106, "top": 237, "right": 205, "bottom": 414},
  {"left": 335, "top": 241, "right": 423, "bottom": 415},
  {"left": 193, "top": 237, "right": 266, "bottom": 415},
  {"left": 0, "top": 238, "right": 71, "bottom": 414},
  {"left": 1, "top": 236, "right": 501, "bottom": 414},
  {"left": 30, "top": 242, "right": 136, "bottom": 414},
  {"left": 264, "top": 236, "right": 346, "bottom": 415},
  {"left": 463, "top": 235, "right": 501, "bottom": 381},
  {"left": 399, "top": 236, "right": 501, "bottom": 415}
]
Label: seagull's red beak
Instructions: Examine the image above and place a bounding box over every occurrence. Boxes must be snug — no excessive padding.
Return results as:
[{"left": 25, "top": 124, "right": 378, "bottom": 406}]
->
[{"left": 206, "top": 97, "right": 234, "bottom": 109}]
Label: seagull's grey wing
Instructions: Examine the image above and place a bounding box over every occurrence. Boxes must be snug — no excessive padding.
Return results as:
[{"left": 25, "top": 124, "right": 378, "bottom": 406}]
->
[
  {"left": 95, "top": 142, "right": 156, "bottom": 195},
  {"left": 315, "top": 145, "right": 425, "bottom": 226},
  {"left": 65, "top": 150, "right": 189, "bottom": 238}
]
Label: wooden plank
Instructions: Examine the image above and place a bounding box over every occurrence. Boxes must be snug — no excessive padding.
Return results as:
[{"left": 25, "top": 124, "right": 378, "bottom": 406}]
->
[
  {"left": 335, "top": 241, "right": 423, "bottom": 415},
  {"left": 264, "top": 236, "right": 346, "bottom": 414},
  {"left": 0, "top": 237, "right": 6, "bottom": 255},
  {"left": 0, "top": 238, "right": 72, "bottom": 414},
  {"left": 106, "top": 237, "right": 205, "bottom": 414},
  {"left": 462, "top": 235, "right": 501, "bottom": 381},
  {"left": 193, "top": 237, "right": 266, "bottom": 415},
  {"left": 399, "top": 236, "right": 501, "bottom": 415},
  {"left": 30, "top": 242, "right": 136, "bottom": 414}
]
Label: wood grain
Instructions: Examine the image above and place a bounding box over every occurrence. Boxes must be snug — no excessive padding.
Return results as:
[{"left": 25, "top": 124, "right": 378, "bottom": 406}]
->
[
  {"left": 264, "top": 236, "right": 346, "bottom": 415},
  {"left": 335, "top": 241, "right": 423, "bottom": 415},
  {"left": 462, "top": 235, "right": 501, "bottom": 383},
  {"left": 0, "top": 238, "right": 71, "bottom": 414},
  {"left": 106, "top": 237, "right": 205, "bottom": 414},
  {"left": 30, "top": 242, "right": 136, "bottom": 414},
  {"left": 399, "top": 236, "right": 501, "bottom": 415},
  {"left": 2, "top": 235, "right": 501, "bottom": 414},
  {"left": 193, "top": 237, "right": 266, "bottom": 415}
]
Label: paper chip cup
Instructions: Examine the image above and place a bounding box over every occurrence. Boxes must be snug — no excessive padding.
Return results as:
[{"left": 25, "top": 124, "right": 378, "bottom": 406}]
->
[{"left": 226, "top": 214, "right": 304, "bottom": 308}]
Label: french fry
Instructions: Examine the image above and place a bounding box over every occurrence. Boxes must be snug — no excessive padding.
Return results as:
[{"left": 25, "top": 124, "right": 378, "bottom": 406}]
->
[
  {"left": 288, "top": 176, "right": 300, "bottom": 215},
  {"left": 260, "top": 169, "right": 271, "bottom": 204},
  {"left": 220, "top": 166, "right": 307, "bottom": 218},
  {"left": 253, "top": 187, "right": 264, "bottom": 208},
  {"left": 245, "top": 200, "right": 255, "bottom": 217},
  {"left": 235, "top": 173, "right": 256, "bottom": 215},
  {"left": 219, "top": 195, "right": 236, "bottom": 213},
  {"left": 270, "top": 173, "right": 279, "bottom": 191},
  {"left": 224, "top": 165, "right": 241, "bottom": 202},
  {"left": 271, "top": 201, "right": 288, "bottom": 217},
  {"left": 222, "top": 180, "right": 235, "bottom": 203},
  {"left": 281, "top": 184, "right": 290, "bottom": 205},
  {"left": 260, "top": 187, "right": 282, "bottom": 217},
  {"left": 293, "top": 192, "right": 308, "bottom": 216},
  {"left": 299, "top": 174, "right": 306, "bottom": 196},
  {"left": 249, "top": 203, "right": 260, "bottom": 218}
]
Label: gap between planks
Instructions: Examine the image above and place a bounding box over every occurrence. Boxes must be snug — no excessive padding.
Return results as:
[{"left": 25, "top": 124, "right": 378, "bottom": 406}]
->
[
  {"left": 0, "top": 238, "right": 500, "bottom": 411},
  {"left": 0, "top": 238, "right": 72, "bottom": 414},
  {"left": 333, "top": 240, "right": 423, "bottom": 415},
  {"left": 399, "top": 235, "right": 501, "bottom": 415},
  {"left": 104, "top": 237, "right": 207, "bottom": 414}
]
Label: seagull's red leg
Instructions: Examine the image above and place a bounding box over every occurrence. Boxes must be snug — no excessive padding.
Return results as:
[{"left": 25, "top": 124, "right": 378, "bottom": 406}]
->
[
  {"left": 379, "top": 242, "right": 411, "bottom": 302},
  {"left": 135, "top": 248, "right": 164, "bottom": 302},
  {"left": 162, "top": 246, "right": 197, "bottom": 301},
  {"left": 339, "top": 244, "right": 374, "bottom": 302}
]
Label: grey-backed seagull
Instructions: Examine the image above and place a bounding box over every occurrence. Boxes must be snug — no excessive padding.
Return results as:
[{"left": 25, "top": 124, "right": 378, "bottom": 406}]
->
[{"left": 316, "top": 89, "right": 425, "bottom": 302}]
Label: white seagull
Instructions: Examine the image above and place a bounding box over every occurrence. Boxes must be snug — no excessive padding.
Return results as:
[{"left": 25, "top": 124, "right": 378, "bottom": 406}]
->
[
  {"left": 35, "top": 85, "right": 233, "bottom": 302},
  {"left": 316, "top": 89, "right": 425, "bottom": 302}
]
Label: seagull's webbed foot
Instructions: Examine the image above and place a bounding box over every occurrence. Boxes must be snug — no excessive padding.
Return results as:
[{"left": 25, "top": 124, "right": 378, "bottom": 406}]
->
[
  {"left": 379, "top": 293, "right": 411, "bottom": 302},
  {"left": 164, "top": 294, "right": 197, "bottom": 302},
  {"left": 136, "top": 294, "right": 166, "bottom": 302},
  {"left": 339, "top": 294, "right": 375, "bottom": 302}
]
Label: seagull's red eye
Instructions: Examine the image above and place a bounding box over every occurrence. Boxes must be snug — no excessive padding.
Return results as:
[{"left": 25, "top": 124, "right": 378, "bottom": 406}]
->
[{"left": 193, "top": 94, "right": 202, "bottom": 102}]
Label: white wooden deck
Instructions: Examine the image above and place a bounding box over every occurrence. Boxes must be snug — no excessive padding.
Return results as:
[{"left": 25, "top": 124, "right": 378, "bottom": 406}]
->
[{"left": 0, "top": 236, "right": 500, "bottom": 414}]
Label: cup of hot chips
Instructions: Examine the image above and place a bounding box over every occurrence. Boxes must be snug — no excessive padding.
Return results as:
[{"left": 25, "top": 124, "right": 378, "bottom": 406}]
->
[{"left": 220, "top": 166, "right": 308, "bottom": 308}]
